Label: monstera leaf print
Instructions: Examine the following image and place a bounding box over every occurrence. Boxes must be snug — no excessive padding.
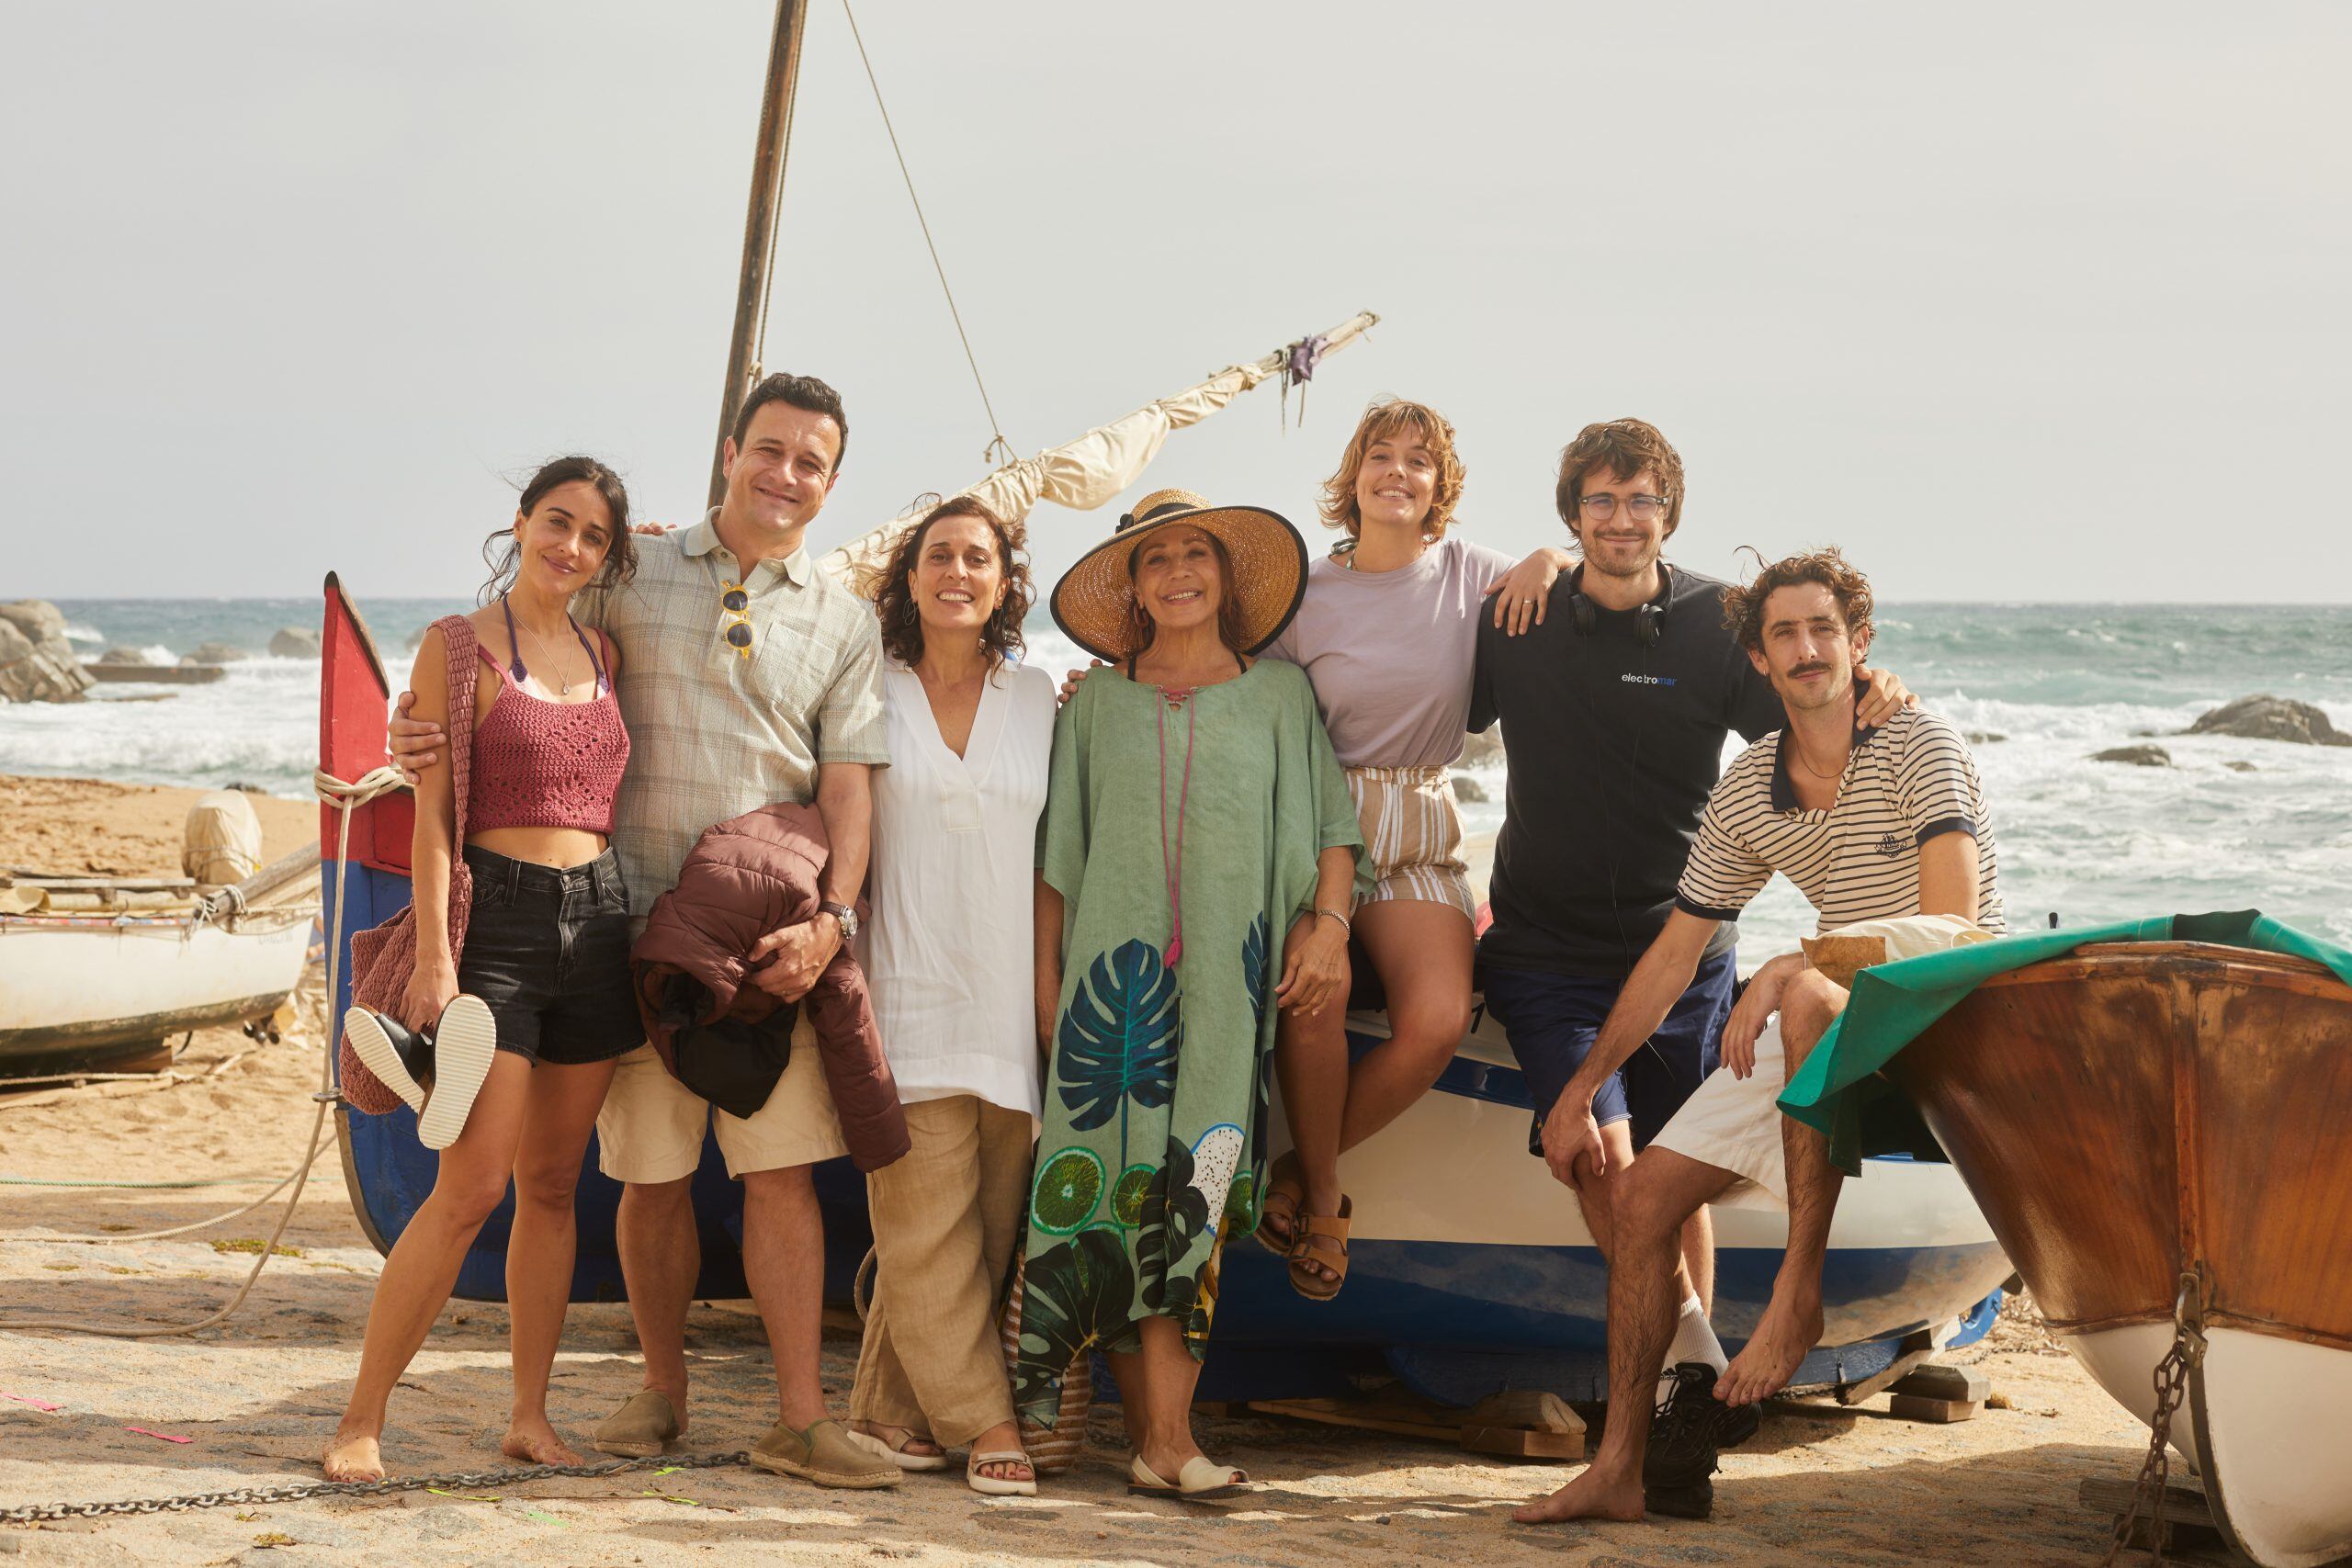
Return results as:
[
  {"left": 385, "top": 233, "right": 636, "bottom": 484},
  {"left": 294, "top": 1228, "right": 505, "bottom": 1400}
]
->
[
  {"left": 1137, "top": 1134, "right": 1212, "bottom": 1316},
  {"left": 1242, "top": 912, "right": 1271, "bottom": 1022},
  {"left": 1056, "top": 938, "right": 1180, "bottom": 1140},
  {"left": 1241, "top": 911, "right": 1276, "bottom": 1203},
  {"left": 1012, "top": 1226, "right": 1135, "bottom": 1425}
]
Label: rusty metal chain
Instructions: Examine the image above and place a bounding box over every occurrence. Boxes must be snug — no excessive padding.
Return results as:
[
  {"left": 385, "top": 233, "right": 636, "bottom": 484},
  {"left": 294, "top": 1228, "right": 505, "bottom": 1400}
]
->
[
  {"left": 0, "top": 1450, "right": 751, "bottom": 1526},
  {"left": 2102, "top": 1270, "right": 2208, "bottom": 1566}
]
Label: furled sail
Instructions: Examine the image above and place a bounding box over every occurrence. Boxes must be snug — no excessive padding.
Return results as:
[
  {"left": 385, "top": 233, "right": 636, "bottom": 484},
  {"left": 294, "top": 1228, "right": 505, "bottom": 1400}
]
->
[{"left": 819, "top": 310, "right": 1378, "bottom": 588}]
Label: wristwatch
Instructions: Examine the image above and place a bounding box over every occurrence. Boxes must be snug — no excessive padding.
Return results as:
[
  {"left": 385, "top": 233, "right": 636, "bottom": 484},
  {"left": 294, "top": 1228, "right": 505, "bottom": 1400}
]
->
[{"left": 820, "top": 901, "right": 859, "bottom": 942}]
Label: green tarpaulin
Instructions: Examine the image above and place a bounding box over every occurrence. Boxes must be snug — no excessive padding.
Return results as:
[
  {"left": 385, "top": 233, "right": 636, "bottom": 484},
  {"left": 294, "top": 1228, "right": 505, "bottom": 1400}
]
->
[{"left": 1778, "top": 910, "right": 2352, "bottom": 1176}]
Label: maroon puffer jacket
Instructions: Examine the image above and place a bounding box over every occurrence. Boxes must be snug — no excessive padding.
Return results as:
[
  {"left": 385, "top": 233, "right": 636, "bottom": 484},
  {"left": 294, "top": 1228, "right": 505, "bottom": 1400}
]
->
[{"left": 629, "top": 803, "right": 909, "bottom": 1171}]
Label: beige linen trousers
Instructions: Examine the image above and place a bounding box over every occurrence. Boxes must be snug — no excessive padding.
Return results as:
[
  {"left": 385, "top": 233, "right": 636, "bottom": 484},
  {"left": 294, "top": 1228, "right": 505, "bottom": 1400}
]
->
[{"left": 850, "top": 1093, "right": 1033, "bottom": 1447}]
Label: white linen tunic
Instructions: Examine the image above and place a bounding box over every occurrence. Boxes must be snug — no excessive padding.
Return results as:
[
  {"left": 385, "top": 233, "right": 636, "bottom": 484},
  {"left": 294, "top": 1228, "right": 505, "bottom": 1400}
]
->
[{"left": 861, "top": 660, "right": 1056, "bottom": 1122}]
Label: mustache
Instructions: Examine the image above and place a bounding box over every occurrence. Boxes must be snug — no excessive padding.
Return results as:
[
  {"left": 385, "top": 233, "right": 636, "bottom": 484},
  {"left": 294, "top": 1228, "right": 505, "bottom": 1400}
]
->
[{"left": 1789, "top": 661, "right": 1834, "bottom": 679}]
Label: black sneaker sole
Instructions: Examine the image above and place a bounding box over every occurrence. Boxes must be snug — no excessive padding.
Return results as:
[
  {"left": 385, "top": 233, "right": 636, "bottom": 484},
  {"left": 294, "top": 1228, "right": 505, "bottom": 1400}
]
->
[
  {"left": 1645, "top": 1477, "right": 1713, "bottom": 1519},
  {"left": 344, "top": 1009, "right": 426, "bottom": 1113}
]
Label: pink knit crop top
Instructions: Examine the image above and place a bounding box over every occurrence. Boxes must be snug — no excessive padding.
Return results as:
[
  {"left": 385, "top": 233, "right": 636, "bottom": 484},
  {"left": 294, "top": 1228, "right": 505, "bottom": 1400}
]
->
[{"left": 466, "top": 612, "right": 630, "bottom": 837}]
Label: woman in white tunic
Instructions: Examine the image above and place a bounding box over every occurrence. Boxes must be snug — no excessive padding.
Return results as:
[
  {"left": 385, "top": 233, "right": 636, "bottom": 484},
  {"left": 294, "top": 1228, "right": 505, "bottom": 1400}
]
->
[{"left": 846, "top": 496, "right": 1055, "bottom": 1495}]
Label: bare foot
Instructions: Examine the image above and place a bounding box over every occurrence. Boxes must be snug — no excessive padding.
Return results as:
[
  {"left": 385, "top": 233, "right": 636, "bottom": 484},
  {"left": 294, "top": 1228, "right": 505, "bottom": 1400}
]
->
[
  {"left": 1719, "top": 1291, "right": 1823, "bottom": 1406},
  {"left": 1511, "top": 1462, "right": 1645, "bottom": 1525},
  {"left": 322, "top": 1428, "right": 385, "bottom": 1483},
  {"left": 501, "top": 1418, "right": 585, "bottom": 1467}
]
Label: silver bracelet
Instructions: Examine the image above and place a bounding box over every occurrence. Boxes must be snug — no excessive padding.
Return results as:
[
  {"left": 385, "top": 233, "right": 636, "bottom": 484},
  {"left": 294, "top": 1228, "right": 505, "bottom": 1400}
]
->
[{"left": 1315, "top": 907, "right": 1351, "bottom": 933}]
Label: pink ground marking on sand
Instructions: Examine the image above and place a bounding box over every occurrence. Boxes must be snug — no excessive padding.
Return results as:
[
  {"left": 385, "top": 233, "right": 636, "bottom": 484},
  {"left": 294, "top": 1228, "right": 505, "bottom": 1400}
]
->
[{"left": 3, "top": 1392, "right": 63, "bottom": 1412}]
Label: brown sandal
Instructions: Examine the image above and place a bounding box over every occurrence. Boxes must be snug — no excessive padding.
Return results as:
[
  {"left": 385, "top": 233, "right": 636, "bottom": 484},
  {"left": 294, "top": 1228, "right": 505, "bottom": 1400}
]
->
[
  {"left": 1253, "top": 1159, "right": 1305, "bottom": 1255},
  {"left": 1287, "top": 1196, "right": 1352, "bottom": 1301}
]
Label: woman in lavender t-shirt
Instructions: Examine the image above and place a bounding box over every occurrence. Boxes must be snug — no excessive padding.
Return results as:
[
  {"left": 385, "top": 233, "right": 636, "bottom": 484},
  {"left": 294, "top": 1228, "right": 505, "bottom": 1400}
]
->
[{"left": 1253, "top": 399, "right": 1567, "bottom": 1297}]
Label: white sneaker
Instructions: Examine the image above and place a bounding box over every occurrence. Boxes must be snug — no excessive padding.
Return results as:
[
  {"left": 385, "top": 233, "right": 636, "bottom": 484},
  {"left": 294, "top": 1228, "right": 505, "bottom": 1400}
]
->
[
  {"left": 343, "top": 1008, "right": 427, "bottom": 1114},
  {"left": 416, "top": 995, "right": 497, "bottom": 1150}
]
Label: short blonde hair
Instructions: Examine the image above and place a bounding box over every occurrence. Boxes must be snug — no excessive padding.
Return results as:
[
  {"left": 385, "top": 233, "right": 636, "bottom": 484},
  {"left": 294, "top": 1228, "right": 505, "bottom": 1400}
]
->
[{"left": 1318, "top": 399, "right": 1466, "bottom": 540}]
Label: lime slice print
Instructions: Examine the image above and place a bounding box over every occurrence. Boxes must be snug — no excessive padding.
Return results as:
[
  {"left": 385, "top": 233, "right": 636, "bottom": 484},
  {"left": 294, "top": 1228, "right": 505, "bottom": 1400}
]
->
[
  {"left": 1223, "top": 1167, "right": 1258, "bottom": 1228},
  {"left": 1110, "top": 1163, "right": 1156, "bottom": 1229},
  {"left": 1032, "top": 1147, "right": 1106, "bottom": 1235}
]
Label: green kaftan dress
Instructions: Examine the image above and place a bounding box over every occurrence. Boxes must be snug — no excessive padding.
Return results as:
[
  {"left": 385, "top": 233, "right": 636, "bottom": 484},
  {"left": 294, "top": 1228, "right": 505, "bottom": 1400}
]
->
[{"left": 1013, "top": 659, "right": 1368, "bottom": 1427}]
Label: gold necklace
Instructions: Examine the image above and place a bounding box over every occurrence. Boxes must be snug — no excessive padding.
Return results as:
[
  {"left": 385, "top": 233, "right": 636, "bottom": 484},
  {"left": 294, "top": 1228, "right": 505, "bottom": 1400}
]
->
[
  {"left": 509, "top": 604, "right": 576, "bottom": 696},
  {"left": 1792, "top": 742, "right": 1847, "bottom": 781}
]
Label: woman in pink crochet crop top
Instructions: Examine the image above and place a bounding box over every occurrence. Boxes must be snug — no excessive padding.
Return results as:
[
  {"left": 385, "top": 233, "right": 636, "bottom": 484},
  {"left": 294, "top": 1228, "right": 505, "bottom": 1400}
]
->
[{"left": 328, "top": 457, "right": 642, "bottom": 1484}]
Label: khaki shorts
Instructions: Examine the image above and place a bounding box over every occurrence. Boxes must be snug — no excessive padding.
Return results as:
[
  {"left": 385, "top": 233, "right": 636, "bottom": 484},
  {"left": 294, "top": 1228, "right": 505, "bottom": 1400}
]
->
[
  {"left": 1344, "top": 764, "right": 1475, "bottom": 919},
  {"left": 1645, "top": 1018, "right": 1790, "bottom": 1212},
  {"left": 594, "top": 1012, "right": 848, "bottom": 1183}
]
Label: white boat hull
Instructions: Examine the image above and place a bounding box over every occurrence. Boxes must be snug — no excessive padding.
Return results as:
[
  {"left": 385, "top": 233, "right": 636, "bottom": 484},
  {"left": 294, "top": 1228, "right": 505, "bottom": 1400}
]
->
[
  {"left": 0, "top": 911, "right": 311, "bottom": 1064},
  {"left": 2069, "top": 1324, "right": 2352, "bottom": 1568}
]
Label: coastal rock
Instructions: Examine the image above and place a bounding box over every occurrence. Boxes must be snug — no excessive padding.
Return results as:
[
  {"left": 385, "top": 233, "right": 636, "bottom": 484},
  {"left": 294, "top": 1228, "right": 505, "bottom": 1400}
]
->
[
  {"left": 96, "top": 646, "right": 156, "bottom": 666},
  {"left": 1964, "top": 730, "right": 2007, "bottom": 744},
  {"left": 2224, "top": 761, "right": 2258, "bottom": 773},
  {"left": 1458, "top": 728, "right": 1505, "bottom": 767},
  {"left": 183, "top": 641, "right": 249, "bottom": 666},
  {"left": 0, "top": 600, "right": 69, "bottom": 644},
  {"left": 2093, "top": 744, "right": 2172, "bottom": 768},
  {"left": 1453, "top": 774, "right": 1489, "bottom": 804},
  {"left": 2181, "top": 694, "right": 2350, "bottom": 747},
  {"left": 0, "top": 599, "right": 94, "bottom": 703},
  {"left": 268, "top": 626, "right": 322, "bottom": 659}
]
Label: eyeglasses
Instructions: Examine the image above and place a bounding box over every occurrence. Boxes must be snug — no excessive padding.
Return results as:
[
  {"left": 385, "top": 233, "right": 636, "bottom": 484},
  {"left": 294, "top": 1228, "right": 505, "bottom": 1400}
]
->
[
  {"left": 718, "top": 581, "right": 753, "bottom": 660},
  {"left": 1577, "top": 493, "right": 1670, "bottom": 523}
]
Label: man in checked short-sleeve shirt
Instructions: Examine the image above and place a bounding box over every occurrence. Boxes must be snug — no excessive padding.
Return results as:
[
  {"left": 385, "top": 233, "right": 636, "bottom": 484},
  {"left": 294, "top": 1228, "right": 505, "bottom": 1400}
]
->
[
  {"left": 1517, "top": 548, "right": 2004, "bottom": 1529},
  {"left": 390, "top": 374, "right": 901, "bottom": 1490}
]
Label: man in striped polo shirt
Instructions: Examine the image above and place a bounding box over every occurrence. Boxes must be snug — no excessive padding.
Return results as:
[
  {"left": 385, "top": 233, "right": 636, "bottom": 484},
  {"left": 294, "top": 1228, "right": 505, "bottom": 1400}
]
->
[{"left": 1517, "top": 548, "right": 2002, "bottom": 1529}]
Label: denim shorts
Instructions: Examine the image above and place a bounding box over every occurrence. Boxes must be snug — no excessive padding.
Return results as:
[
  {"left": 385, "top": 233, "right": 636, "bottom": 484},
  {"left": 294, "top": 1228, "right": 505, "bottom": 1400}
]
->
[
  {"left": 1476, "top": 950, "right": 1737, "bottom": 1155},
  {"left": 457, "top": 844, "right": 643, "bottom": 1067}
]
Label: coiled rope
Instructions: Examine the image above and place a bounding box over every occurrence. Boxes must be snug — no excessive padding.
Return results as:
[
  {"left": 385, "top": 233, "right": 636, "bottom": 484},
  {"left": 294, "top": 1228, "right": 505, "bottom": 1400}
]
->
[{"left": 0, "top": 767, "right": 406, "bottom": 1338}]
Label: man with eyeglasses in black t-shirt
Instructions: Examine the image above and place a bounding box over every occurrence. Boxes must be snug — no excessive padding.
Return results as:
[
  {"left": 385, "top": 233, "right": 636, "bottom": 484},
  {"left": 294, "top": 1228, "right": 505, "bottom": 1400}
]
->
[{"left": 1466, "top": 419, "right": 1916, "bottom": 1462}]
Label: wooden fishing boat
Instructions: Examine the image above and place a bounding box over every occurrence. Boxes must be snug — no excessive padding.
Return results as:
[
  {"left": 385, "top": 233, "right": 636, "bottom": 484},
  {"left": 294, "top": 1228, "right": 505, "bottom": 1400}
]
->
[
  {"left": 0, "top": 851, "right": 315, "bottom": 1082},
  {"left": 1885, "top": 941, "right": 2352, "bottom": 1568}
]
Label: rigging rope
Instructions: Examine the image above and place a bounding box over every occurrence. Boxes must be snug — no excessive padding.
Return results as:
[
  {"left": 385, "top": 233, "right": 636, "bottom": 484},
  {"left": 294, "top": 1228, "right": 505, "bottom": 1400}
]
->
[
  {"left": 840, "top": 0, "right": 1015, "bottom": 467},
  {"left": 0, "top": 766, "right": 403, "bottom": 1338}
]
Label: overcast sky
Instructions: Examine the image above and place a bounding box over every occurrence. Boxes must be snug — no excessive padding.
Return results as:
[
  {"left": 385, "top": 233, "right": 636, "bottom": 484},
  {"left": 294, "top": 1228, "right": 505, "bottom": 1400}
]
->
[{"left": 6, "top": 2, "right": 2346, "bottom": 603}]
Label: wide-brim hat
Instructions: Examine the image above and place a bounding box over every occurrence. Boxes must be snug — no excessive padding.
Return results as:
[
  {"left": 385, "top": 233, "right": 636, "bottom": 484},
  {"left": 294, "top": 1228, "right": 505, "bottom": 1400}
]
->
[{"left": 1049, "top": 488, "right": 1308, "bottom": 663}]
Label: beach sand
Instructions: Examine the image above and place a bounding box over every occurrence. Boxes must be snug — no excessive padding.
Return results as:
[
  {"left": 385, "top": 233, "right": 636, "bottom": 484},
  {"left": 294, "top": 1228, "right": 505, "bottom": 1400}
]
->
[
  {"left": 0, "top": 777, "right": 2192, "bottom": 1565},
  {"left": 0, "top": 773, "right": 314, "bottom": 877}
]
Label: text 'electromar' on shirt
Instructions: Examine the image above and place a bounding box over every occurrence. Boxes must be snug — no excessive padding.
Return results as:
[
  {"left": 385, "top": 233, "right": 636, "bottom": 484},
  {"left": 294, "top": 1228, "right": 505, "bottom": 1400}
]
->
[{"left": 1674, "top": 704, "right": 2006, "bottom": 937}]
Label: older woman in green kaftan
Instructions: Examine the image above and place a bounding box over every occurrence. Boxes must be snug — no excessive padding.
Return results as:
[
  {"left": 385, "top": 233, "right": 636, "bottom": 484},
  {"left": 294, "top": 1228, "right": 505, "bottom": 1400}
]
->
[
  {"left": 1015, "top": 653, "right": 1367, "bottom": 1440},
  {"left": 1021, "top": 501, "right": 1374, "bottom": 1495}
]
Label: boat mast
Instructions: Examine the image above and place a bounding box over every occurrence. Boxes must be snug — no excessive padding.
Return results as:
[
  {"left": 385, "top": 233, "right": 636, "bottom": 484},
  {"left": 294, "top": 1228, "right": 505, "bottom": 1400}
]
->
[{"left": 707, "top": 0, "right": 811, "bottom": 512}]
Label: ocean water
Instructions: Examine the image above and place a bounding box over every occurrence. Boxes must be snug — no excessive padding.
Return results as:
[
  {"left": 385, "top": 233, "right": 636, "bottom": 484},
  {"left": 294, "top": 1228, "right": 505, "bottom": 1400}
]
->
[{"left": 10, "top": 598, "right": 2349, "bottom": 951}]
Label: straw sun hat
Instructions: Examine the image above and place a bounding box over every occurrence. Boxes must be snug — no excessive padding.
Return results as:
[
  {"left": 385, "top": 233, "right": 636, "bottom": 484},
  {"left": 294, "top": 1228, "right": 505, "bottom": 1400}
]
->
[{"left": 1048, "top": 489, "right": 1308, "bottom": 663}]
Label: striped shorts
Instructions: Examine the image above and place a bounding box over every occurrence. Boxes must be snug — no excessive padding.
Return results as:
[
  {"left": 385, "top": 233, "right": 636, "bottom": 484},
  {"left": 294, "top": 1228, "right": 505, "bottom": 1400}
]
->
[{"left": 1343, "top": 764, "right": 1476, "bottom": 920}]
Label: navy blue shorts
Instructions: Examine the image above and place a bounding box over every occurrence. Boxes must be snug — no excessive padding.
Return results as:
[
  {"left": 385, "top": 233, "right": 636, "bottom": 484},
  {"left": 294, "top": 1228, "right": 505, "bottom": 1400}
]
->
[{"left": 1476, "top": 951, "right": 1737, "bottom": 1155}]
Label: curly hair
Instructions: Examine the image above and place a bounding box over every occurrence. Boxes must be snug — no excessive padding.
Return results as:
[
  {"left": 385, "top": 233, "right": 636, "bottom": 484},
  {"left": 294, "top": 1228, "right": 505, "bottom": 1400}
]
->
[
  {"left": 1554, "top": 418, "right": 1686, "bottom": 545},
  {"left": 870, "top": 495, "right": 1033, "bottom": 670},
  {"left": 479, "top": 455, "right": 637, "bottom": 605},
  {"left": 1318, "top": 398, "right": 1467, "bottom": 540},
  {"left": 1721, "top": 547, "right": 1875, "bottom": 653}
]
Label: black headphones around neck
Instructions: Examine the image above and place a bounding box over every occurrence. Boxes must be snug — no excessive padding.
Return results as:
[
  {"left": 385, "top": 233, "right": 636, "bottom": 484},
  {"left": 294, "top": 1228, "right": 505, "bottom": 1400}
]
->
[{"left": 1566, "top": 563, "right": 1670, "bottom": 648}]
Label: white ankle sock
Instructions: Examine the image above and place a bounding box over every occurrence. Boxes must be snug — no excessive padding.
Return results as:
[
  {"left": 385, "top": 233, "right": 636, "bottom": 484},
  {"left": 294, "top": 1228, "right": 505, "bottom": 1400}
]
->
[{"left": 1657, "top": 1294, "right": 1728, "bottom": 1403}]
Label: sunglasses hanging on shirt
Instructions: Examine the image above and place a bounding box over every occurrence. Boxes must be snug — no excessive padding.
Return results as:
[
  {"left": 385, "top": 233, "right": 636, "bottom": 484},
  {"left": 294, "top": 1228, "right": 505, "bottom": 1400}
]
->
[{"left": 719, "top": 581, "right": 753, "bottom": 659}]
